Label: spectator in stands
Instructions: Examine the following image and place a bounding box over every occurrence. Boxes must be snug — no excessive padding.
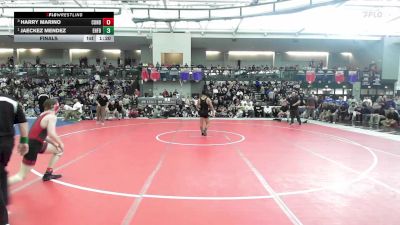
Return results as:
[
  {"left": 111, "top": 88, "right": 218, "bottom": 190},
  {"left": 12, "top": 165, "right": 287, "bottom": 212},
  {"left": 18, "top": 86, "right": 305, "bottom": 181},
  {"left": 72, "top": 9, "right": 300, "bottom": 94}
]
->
[
  {"left": 162, "top": 89, "right": 169, "bottom": 97},
  {"left": 128, "top": 107, "right": 139, "bottom": 118},
  {"left": 254, "top": 102, "right": 264, "bottom": 117},
  {"left": 305, "top": 94, "right": 317, "bottom": 120},
  {"left": 94, "top": 72, "right": 101, "bottom": 83},
  {"left": 328, "top": 102, "right": 340, "bottom": 123},
  {"left": 107, "top": 100, "right": 119, "bottom": 119},
  {"left": 144, "top": 105, "right": 153, "bottom": 117},
  {"left": 363, "top": 97, "right": 372, "bottom": 107},
  {"left": 173, "top": 89, "right": 179, "bottom": 97},
  {"left": 263, "top": 105, "right": 273, "bottom": 117},
  {"left": 151, "top": 106, "right": 162, "bottom": 118},
  {"left": 319, "top": 103, "right": 329, "bottom": 122},
  {"left": 169, "top": 105, "right": 178, "bottom": 117},
  {"left": 36, "top": 89, "right": 50, "bottom": 113},
  {"left": 347, "top": 96, "right": 357, "bottom": 106},
  {"left": 360, "top": 102, "right": 372, "bottom": 124},
  {"left": 337, "top": 101, "right": 348, "bottom": 122},
  {"left": 36, "top": 56, "right": 40, "bottom": 65},
  {"left": 347, "top": 101, "right": 356, "bottom": 115},
  {"left": 351, "top": 102, "right": 363, "bottom": 124},
  {"left": 384, "top": 96, "right": 396, "bottom": 110},
  {"left": 116, "top": 101, "right": 126, "bottom": 119},
  {"left": 381, "top": 107, "right": 399, "bottom": 127},
  {"left": 376, "top": 95, "right": 385, "bottom": 108},
  {"left": 394, "top": 96, "right": 400, "bottom": 115},
  {"left": 275, "top": 100, "right": 289, "bottom": 122},
  {"left": 370, "top": 103, "right": 386, "bottom": 126}
]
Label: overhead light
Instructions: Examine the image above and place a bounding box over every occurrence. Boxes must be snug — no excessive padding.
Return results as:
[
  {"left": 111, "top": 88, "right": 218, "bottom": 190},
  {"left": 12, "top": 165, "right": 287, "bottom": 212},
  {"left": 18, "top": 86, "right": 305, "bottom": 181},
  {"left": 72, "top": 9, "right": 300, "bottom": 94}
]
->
[
  {"left": 102, "top": 49, "right": 121, "bottom": 54},
  {"left": 136, "top": 50, "right": 141, "bottom": 54},
  {"left": 17, "top": 48, "right": 26, "bottom": 52},
  {"left": 228, "top": 51, "right": 274, "bottom": 56},
  {"left": 30, "top": 48, "right": 43, "bottom": 53},
  {"left": 70, "top": 49, "right": 90, "bottom": 53},
  {"left": 286, "top": 51, "right": 328, "bottom": 56},
  {"left": 341, "top": 52, "right": 353, "bottom": 57},
  {"left": 0, "top": 48, "right": 13, "bottom": 53},
  {"left": 206, "top": 51, "right": 220, "bottom": 55}
]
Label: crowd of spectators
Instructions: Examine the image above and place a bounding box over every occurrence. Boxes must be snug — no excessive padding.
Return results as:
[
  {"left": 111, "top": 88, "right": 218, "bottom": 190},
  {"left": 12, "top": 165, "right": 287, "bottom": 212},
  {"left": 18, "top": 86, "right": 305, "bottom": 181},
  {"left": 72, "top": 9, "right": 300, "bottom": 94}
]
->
[
  {"left": 144, "top": 80, "right": 400, "bottom": 128},
  {"left": 1, "top": 74, "right": 399, "bottom": 128},
  {"left": 0, "top": 76, "right": 140, "bottom": 119}
]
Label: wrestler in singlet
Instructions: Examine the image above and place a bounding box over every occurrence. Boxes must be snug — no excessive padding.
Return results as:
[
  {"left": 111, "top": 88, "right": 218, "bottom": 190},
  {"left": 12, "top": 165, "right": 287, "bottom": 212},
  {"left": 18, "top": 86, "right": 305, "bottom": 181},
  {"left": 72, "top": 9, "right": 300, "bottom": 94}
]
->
[
  {"left": 9, "top": 98, "right": 64, "bottom": 184},
  {"left": 23, "top": 112, "right": 50, "bottom": 165},
  {"left": 197, "top": 90, "right": 215, "bottom": 136},
  {"left": 199, "top": 96, "right": 210, "bottom": 118}
]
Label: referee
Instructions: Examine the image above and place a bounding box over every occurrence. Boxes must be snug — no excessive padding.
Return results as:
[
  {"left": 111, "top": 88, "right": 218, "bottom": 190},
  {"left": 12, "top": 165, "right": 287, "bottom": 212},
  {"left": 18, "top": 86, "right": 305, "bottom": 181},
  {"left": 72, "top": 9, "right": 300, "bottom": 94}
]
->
[
  {"left": 0, "top": 93, "right": 29, "bottom": 225},
  {"left": 287, "top": 91, "right": 302, "bottom": 125}
]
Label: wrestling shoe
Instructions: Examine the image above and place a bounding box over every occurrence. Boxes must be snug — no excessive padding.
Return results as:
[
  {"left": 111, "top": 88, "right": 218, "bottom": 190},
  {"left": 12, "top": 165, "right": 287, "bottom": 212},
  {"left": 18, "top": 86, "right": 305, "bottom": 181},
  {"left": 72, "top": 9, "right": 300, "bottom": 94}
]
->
[{"left": 43, "top": 172, "right": 62, "bottom": 181}]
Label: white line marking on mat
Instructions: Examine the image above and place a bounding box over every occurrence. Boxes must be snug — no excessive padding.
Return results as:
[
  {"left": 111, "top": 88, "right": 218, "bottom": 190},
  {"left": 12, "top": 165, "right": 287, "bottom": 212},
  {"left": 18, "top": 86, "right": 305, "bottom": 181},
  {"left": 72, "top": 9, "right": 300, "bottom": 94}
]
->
[{"left": 225, "top": 135, "right": 303, "bottom": 225}]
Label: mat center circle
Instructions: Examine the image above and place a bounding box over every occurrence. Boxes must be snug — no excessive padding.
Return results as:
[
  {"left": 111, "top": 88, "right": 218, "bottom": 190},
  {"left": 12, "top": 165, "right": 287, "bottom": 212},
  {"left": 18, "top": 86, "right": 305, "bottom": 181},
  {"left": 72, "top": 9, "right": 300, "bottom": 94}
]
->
[{"left": 155, "top": 130, "right": 245, "bottom": 146}]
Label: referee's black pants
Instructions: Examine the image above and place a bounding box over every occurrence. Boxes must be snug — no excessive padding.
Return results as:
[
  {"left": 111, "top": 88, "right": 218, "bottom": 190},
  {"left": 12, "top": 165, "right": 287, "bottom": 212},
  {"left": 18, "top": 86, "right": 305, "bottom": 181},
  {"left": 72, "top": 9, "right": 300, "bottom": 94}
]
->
[
  {"left": 290, "top": 109, "right": 301, "bottom": 125},
  {"left": 0, "top": 136, "right": 14, "bottom": 225}
]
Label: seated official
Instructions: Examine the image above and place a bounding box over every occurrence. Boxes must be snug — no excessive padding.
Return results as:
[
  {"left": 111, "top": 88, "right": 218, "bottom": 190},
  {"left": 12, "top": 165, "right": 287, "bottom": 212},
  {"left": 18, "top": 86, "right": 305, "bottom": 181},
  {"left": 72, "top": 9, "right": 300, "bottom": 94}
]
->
[{"left": 64, "top": 99, "right": 83, "bottom": 121}]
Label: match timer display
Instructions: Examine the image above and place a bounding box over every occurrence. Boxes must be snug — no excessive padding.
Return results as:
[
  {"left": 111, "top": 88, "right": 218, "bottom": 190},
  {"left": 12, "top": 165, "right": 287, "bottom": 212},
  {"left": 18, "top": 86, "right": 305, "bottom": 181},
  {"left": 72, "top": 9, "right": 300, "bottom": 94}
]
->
[{"left": 14, "top": 12, "right": 114, "bottom": 42}]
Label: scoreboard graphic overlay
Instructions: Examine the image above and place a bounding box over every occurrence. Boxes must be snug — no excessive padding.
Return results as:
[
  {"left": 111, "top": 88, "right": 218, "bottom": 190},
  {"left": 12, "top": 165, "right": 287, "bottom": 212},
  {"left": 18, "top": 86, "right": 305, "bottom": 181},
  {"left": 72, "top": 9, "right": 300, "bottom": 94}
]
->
[{"left": 14, "top": 12, "right": 114, "bottom": 42}]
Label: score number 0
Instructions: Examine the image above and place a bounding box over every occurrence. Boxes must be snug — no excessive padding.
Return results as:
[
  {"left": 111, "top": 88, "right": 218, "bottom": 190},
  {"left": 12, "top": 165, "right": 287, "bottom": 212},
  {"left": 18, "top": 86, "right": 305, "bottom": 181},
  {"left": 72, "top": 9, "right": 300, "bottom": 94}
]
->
[{"left": 103, "top": 18, "right": 114, "bottom": 26}]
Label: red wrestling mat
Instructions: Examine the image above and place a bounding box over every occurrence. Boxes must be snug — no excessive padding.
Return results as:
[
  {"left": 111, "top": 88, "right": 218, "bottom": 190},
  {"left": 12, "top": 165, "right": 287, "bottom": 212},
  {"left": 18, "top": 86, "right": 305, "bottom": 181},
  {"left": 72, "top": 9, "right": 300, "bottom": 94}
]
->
[{"left": 6, "top": 119, "right": 400, "bottom": 225}]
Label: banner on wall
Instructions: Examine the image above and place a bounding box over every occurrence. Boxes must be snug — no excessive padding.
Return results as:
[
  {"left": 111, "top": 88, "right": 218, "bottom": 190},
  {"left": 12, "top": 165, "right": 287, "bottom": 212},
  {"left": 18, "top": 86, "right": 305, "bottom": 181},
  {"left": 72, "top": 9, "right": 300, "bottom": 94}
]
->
[
  {"left": 138, "top": 97, "right": 178, "bottom": 106},
  {"left": 372, "top": 73, "right": 381, "bottom": 85},
  {"left": 315, "top": 70, "right": 325, "bottom": 82},
  {"left": 348, "top": 71, "right": 358, "bottom": 84},
  {"left": 192, "top": 70, "right": 203, "bottom": 82},
  {"left": 335, "top": 71, "right": 345, "bottom": 84},
  {"left": 150, "top": 68, "right": 160, "bottom": 82},
  {"left": 306, "top": 70, "right": 316, "bottom": 84},
  {"left": 361, "top": 72, "right": 371, "bottom": 86},
  {"left": 324, "top": 70, "right": 334, "bottom": 83},
  {"left": 141, "top": 67, "right": 149, "bottom": 82},
  {"left": 180, "top": 70, "right": 190, "bottom": 82}
]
